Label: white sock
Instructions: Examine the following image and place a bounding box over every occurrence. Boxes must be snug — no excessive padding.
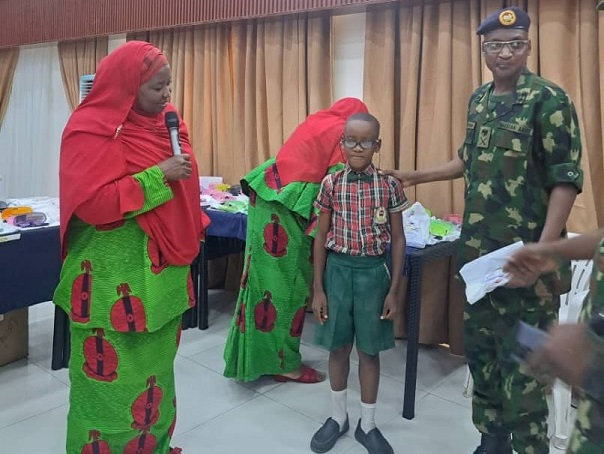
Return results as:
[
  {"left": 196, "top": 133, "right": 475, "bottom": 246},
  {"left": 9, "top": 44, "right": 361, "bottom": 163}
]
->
[
  {"left": 331, "top": 389, "right": 348, "bottom": 429},
  {"left": 360, "top": 401, "right": 376, "bottom": 433}
]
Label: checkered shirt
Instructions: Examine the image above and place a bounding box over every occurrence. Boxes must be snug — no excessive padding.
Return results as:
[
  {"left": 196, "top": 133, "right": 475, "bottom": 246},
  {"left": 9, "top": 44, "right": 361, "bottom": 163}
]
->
[{"left": 314, "top": 163, "right": 407, "bottom": 256}]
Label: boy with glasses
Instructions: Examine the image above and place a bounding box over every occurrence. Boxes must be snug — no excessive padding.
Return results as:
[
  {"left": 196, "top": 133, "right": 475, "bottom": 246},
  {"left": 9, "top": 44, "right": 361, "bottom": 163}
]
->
[
  {"left": 310, "top": 113, "right": 406, "bottom": 454},
  {"left": 383, "top": 6, "right": 583, "bottom": 454}
]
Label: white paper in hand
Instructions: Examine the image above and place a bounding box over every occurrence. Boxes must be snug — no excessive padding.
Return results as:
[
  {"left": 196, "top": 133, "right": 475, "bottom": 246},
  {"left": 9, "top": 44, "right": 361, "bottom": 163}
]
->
[{"left": 460, "top": 241, "right": 524, "bottom": 304}]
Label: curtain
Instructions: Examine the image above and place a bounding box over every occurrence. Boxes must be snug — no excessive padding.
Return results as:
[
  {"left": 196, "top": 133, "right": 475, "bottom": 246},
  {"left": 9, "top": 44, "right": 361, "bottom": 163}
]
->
[
  {"left": 230, "top": 14, "right": 333, "bottom": 177},
  {"left": 131, "top": 14, "right": 333, "bottom": 184},
  {"left": 364, "top": 0, "right": 604, "bottom": 232},
  {"left": 0, "top": 45, "right": 71, "bottom": 198},
  {"left": 57, "top": 37, "right": 109, "bottom": 111},
  {"left": 0, "top": 48, "right": 19, "bottom": 128}
]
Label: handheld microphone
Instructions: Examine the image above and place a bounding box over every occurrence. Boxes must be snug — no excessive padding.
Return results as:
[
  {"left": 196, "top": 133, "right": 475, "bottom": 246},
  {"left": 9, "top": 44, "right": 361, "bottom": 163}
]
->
[{"left": 164, "top": 111, "right": 182, "bottom": 156}]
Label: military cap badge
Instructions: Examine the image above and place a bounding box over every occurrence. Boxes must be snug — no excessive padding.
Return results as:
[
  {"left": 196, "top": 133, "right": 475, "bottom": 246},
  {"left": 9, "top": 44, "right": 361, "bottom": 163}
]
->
[{"left": 499, "top": 10, "right": 516, "bottom": 26}]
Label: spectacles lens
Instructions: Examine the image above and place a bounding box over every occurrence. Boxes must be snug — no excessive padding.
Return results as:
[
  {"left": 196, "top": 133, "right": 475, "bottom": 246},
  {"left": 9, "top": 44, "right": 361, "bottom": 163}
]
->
[
  {"left": 342, "top": 138, "right": 376, "bottom": 149},
  {"left": 484, "top": 42, "right": 503, "bottom": 53},
  {"left": 509, "top": 41, "right": 525, "bottom": 51},
  {"left": 484, "top": 41, "right": 526, "bottom": 53}
]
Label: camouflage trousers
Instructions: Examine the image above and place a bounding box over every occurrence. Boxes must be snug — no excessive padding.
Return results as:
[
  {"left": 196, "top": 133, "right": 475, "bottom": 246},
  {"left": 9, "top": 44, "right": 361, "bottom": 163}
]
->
[
  {"left": 464, "top": 288, "right": 557, "bottom": 454},
  {"left": 568, "top": 397, "right": 604, "bottom": 453}
]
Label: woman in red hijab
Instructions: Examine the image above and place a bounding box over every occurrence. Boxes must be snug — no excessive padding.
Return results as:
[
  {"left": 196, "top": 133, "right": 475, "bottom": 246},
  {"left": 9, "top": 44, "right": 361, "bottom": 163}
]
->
[
  {"left": 223, "top": 98, "right": 368, "bottom": 383},
  {"left": 54, "top": 41, "right": 205, "bottom": 453}
]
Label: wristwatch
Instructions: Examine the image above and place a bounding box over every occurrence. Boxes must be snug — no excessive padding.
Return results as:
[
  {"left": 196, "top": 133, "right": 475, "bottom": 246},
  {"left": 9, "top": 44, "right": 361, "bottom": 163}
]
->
[{"left": 588, "top": 312, "right": 604, "bottom": 338}]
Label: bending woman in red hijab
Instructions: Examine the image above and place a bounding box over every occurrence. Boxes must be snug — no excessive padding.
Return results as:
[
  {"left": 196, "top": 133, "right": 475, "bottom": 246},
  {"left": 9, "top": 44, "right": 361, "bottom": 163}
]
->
[
  {"left": 223, "top": 98, "right": 368, "bottom": 383},
  {"left": 54, "top": 41, "right": 206, "bottom": 453}
]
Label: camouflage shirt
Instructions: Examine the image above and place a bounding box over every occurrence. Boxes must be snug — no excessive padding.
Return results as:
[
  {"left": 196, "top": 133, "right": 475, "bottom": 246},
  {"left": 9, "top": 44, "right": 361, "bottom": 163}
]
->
[{"left": 458, "top": 69, "right": 583, "bottom": 295}]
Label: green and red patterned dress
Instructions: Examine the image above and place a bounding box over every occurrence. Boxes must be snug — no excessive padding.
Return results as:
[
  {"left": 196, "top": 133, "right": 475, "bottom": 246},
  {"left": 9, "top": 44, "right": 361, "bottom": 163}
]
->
[
  {"left": 56, "top": 41, "right": 204, "bottom": 453},
  {"left": 223, "top": 158, "right": 343, "bottom": 381}
]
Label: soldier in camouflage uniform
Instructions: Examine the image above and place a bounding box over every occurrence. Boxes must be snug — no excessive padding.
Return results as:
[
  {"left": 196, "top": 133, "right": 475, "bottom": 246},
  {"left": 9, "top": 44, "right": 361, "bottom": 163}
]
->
[
  {"left": 504, "top": 228, "right": 604, "bottom": 454},
  {"left": 384, "top": 6, "right": 583, "bottom": 454}
]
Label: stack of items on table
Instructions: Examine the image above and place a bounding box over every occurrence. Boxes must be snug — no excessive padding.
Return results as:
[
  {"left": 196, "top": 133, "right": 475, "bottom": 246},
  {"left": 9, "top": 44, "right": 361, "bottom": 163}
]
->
[
  {"left": 403, "top": 201, "right": 461, "bottom": 248},
  {"left": 0, "top": 197, "right": 59, "bottom": 367},
  {"left": 198, "top": 177, "right": 248, "bottom": 290},
  {"left": 199, "top": 176, "right": 248, "bottom": 214},
  {"left": 0, "top": 196, "right": 59, "bottom": 241}
]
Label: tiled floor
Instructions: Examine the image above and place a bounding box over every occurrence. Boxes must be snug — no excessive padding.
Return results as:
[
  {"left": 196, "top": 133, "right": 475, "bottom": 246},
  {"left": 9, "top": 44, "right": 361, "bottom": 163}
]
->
[{"left": 0, "top": 292, "right": 567, "bottom": 453}]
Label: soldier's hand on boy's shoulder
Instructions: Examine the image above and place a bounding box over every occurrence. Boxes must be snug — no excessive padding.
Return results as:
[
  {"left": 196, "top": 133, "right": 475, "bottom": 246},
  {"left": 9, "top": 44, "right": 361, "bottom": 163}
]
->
[
  {"left": 378, "top": 169, "right": 417, "bottom": 188},
  {"left": 381, "top": 292, "right": 398, "bottom": 320},
  {"left": 312, "top": 291, "right": 328, "bottom": 325}
]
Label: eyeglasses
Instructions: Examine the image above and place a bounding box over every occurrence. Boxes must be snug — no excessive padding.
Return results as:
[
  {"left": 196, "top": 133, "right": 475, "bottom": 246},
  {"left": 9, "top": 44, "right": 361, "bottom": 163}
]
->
[
  {"left": 482, "top": 40, "right": 530, "bottom": 54},
  {"left": 341, "top": 137, "right": 380, "bottom": 150},
  {"left": 6, "top": 211, "right": 48, "bottom": 228}
]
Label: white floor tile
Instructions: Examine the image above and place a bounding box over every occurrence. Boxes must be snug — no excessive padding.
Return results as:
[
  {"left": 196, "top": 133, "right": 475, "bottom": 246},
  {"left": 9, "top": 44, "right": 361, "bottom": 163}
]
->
[
  {"left": 429, "top": 364, "right": 472, "bottom": 409},
  {"left": 172, "top": 394, "right": 357, "bottom": 454},
  {"left": 0, "top": 292, "right": 567, "bottom": 453},
  {"left": 0, "top": 404, "right": 68, "bottom": 453},
  {"left": 173, "top": 355, "right": 257, "bottom": 436},
  {"left": 265, "top": 367, "right": 429, "bottom": 428},
  {"left": 0, "top": 359, "right": 69, "bottom": 430},
  {"left": 344, "top": 394, "right": 479, "bottom": 454}
]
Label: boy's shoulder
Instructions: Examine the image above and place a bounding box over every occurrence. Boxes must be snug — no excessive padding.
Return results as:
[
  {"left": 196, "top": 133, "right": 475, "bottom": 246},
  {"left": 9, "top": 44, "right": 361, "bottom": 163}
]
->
[
  {"left": 321, "top": 169, "right": 346, "bottom": 185},
  {"left": 380, "top": 172, "right": 403, "bottom": 188}
]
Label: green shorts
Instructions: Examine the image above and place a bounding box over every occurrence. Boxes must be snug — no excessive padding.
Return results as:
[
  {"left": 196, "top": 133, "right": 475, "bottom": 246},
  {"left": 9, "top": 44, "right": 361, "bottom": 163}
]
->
[{"left": 315, "top": 252, "right": 395, "bottom": 355}]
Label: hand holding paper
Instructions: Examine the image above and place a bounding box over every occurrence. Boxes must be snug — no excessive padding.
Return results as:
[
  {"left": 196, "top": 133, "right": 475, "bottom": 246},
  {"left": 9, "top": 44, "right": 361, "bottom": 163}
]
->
[{"left": 459, "top": 241, "right": 524, "bottom": 304}]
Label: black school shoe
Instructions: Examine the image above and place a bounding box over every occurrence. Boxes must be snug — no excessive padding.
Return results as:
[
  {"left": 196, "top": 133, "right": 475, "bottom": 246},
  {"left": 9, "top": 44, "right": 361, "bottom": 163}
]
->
[
  {"left": 354, "top": 419, "right": 394, "bottom": 454},
  {"left": 310, "top": 416, "right": 350, "bottom": 453},
  {"left": 472, "top": 432, "right": 512, "bottom": 454}
]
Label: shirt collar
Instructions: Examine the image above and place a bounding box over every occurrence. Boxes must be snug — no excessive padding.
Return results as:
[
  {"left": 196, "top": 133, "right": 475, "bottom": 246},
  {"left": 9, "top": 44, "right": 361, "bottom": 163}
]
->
[{"left": 344, "top": 162, "right": 376, "bottom": 176}]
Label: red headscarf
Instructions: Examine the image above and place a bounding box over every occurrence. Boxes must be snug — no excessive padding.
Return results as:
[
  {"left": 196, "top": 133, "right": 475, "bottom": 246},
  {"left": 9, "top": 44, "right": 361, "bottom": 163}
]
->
[
  {"left": 275, "top": 98, "right": 368, "bottom": 184},
  {"left": 59, "top": 41, "right": 205, "bottom": 266}
]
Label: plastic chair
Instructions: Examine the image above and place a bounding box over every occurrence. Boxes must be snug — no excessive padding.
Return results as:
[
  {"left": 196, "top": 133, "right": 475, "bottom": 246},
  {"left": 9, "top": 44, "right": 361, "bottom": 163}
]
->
[{"left": 547, "top": 257, "right": 592, "bottom": 449}]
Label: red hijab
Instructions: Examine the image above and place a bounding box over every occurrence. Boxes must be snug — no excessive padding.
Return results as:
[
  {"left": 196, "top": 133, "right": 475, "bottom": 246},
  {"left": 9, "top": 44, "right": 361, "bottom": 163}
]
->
[
  {"left": 59, "top": 41, "right": 205, "bottom": 266},
  {"left": 275, "top": 98, "right": 368, "bottom": 184}
]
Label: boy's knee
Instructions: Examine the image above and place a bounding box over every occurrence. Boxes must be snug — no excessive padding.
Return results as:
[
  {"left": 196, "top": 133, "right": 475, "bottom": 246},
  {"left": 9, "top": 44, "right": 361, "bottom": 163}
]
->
[
  {"left": 331, "top": 344, "right": 353, "bottom": 359},
  {"left": 357, "top": 349, "right": 379, "bottom": 363}
]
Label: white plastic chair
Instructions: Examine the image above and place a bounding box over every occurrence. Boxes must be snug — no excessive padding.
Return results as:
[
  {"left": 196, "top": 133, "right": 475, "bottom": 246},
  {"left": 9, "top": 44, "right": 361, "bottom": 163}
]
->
[
  {"left": 547, "top": 257, "right": 592, "bottom": 450},
  {"left": 461, "top": 253, "right": 593, "bottom": 451}
]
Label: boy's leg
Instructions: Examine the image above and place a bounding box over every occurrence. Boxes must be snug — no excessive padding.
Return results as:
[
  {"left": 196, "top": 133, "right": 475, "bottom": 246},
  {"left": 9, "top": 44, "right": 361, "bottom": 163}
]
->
[
  {"left": 351, "top": 259, "right": 394, "bottom": 454},
  {"left": 310, "top": 344, "right": 353, "bottom": 453},
  {"left": 357, "top": 350, "right": 379, "bottom": 433},
  {"left": 329, "top": 344, "right": 354, "bottom": 427},
  {"left": 311, "top": 254, "right": 354, "bottom": 453}
]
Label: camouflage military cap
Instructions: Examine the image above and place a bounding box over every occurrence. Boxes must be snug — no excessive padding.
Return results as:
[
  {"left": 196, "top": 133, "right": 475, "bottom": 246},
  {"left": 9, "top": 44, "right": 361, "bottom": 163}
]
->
[{"left": 476, "top": 7, "right": 530, "bottom": 35}]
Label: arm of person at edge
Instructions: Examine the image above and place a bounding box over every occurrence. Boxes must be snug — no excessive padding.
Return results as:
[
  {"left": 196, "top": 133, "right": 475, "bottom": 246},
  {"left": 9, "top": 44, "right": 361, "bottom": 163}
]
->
[
  {"left": 525, "top": 318, "right": 604, "bottom": 405},
  {"left": 382, "top": 210, "right": 404, "bottom": 320},
  {"left": 75, "top": 155, "right": 192, "bottom": 226},
  {"left": 312, "top": 209, "right": 331, "bottom": 324},
  {"left": 505, "top": 228, "right": 604, "bottom": 281},
  {"left": 380, "top": 156, "right": 464, "bottom": 187}
]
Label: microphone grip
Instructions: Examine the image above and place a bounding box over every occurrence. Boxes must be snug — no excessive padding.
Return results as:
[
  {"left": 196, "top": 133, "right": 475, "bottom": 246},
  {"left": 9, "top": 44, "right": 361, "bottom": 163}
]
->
[{"left": 169, "top": 128, "right": 182, "bottom": 155}]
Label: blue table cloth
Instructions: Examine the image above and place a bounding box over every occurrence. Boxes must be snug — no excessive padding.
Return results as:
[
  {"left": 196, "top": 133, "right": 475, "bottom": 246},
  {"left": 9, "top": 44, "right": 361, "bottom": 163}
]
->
[{"left": 204, "top": 208, "right": 247, "bottom": 242}]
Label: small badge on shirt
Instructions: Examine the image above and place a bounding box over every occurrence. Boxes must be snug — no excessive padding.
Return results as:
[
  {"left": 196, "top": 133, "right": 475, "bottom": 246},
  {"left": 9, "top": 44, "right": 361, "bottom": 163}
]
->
[
  {"left": 477, "top": 126, "right": 491, "bottom": 148},
  {"left": 374, "top": 207, "right": 388, "bottom": 225}
]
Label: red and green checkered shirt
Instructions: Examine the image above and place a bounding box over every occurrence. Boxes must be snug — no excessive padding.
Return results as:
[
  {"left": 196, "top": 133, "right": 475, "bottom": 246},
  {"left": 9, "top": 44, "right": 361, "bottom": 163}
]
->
[{"left": 314, "top": 163, "right": 407, "bottom": 256}]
